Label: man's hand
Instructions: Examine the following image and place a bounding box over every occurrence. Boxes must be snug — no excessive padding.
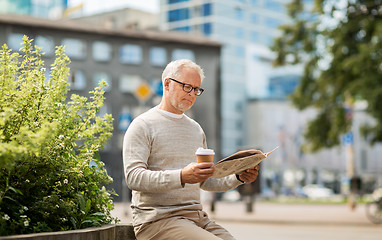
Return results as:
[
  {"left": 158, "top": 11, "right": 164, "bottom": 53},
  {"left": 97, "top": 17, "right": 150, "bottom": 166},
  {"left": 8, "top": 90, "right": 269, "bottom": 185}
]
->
[
  {"left": 238, "top": 165, "right": 260, "bottom": 183},
  {"left": 181, "top": 162, "right": 215, "bottom": 184}
]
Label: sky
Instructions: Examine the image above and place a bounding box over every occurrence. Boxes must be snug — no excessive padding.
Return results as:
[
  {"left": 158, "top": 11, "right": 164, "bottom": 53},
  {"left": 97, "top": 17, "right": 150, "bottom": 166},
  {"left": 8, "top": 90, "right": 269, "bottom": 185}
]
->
[{"left": 67, "top": 0, "right": 160, "bottom": 15}]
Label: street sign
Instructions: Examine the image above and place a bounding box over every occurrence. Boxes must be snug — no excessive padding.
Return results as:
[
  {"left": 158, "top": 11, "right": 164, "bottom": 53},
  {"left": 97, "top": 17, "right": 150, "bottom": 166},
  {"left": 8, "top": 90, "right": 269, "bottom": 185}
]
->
[
  {"left": 343, "top": 132, "right": 353, "bottom": 145},
  {"left": 134, "top": 82, "right": 152, "bottom": 102}
]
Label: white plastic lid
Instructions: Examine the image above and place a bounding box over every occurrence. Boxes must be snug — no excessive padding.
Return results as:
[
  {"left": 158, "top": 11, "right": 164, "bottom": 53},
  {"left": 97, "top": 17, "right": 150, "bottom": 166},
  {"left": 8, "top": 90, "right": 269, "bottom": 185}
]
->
[{"left": 195, "top": 147, "right": 215, "bottom": 155}]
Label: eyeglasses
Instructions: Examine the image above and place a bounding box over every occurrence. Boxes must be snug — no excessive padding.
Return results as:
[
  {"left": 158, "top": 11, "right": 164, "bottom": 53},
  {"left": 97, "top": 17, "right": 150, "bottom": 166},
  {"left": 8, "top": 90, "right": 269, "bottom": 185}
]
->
[{"left": 169, "top": 78, "right": 204, "bottom": 96}]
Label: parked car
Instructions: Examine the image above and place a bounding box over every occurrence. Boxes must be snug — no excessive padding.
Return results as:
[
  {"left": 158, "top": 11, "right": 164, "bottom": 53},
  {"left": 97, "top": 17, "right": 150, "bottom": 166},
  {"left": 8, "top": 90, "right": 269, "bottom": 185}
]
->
[{"left": 302, "top": 184, "right": 334, "bottom": 199}]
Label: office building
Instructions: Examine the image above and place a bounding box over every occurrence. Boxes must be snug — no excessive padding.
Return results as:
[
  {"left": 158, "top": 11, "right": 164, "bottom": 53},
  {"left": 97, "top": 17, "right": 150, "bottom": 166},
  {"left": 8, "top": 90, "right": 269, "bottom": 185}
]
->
[{"left": 0, "top": 0, "right": 68, "bottom": 19}]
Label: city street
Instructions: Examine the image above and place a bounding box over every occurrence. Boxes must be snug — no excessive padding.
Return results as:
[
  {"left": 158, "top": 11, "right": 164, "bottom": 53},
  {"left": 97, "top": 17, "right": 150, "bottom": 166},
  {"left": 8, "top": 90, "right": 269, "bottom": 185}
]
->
[
  {"left": 220, "top": 221, "right": 382, "bottom": 240},
  {"left": 112, "top": 200, "right": 382, "bottom": 240}
]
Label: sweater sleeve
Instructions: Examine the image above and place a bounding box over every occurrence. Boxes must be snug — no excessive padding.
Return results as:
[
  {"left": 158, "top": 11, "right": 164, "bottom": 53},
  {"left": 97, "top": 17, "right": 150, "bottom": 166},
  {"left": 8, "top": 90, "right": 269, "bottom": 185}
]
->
[
  {"left": 199, "top": 174, "right": 243, "bottom": 192},
  {"left": 123, "top": 118, "right": 183, "bottom": 192}
]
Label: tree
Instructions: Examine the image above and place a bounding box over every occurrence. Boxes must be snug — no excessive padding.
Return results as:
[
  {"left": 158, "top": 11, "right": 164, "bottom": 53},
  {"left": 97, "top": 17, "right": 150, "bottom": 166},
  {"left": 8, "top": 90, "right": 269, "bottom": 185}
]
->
[
  {"left": 272, "top": 0, "right": 382, "bottom": 152},
  {"left": 0, "top": 36, "right": 117, "bottom": 235}
]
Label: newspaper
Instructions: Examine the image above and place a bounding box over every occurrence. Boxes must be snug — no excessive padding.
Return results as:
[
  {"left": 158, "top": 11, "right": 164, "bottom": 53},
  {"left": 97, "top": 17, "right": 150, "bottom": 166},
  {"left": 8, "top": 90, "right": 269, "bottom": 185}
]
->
[{"left": 211, "top": 146, "right": 279, "bottom": 178}]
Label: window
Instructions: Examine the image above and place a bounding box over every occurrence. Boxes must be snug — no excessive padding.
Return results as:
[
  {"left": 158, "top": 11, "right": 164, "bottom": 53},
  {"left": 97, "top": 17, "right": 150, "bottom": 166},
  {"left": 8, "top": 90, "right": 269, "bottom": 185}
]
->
[
  {"left": 169, "top": 0, "right": 189, "bottom": 3},
  {"left": 172, "top": 49, "right": 195, "bottom": 61},
  {"left": 93, "top": 72, "right": 111, "bottom": 91},
  {"left": 35, "top": 35, "right": 54, "bottom": 56},
  {"left": 235, "top": 28, "right": 244, "bottom": 38},
  {"left": 265, "top": 17, "right": 283, "bottom": 28},
  {"left": 235, "top": 7, "right": 244, "bottom": 20},
  {"left": 251, "top": 31, "right": 259, "bottom": 42},
  {"left": 174, "top": 26, "right": 191, "bottom": 32},
  {"left": 250, "top": 13, "right": 258, "bottom": 24},
  {"left": 150, "top": 47, "right": 167, "bottom": 67},
  {"left": 168, "top": 8, "right": 190, "bottom": 22},
  {"left": 119, "top": 74, "right": 142, "bottom": 93},
  {"left": 92, "top": 41, "right": 112, "bottom": 62},
  {"left": 202, "top": 23, "right": 212, "bottom": 36},
  {"left": 68, "top": 70, "right": 86, "bottom": 90},
  {"left": 62, "top": 38, "right": 86, "bottom": 59},
  {"left": 250, "top": 0, "right": 259, "bottom": 5},
  {"left": 235, "top": 46, "right": 245, "bottom": 58},
  {"left": 7, "top": 33, "right": 24, "bottom": 51},
  {"left": 201, "top": 3, "right": 212, "bottom": 16},
  {"left": 265, "top": 1, "right": 285, "bottom": 12},
  {"left": 119, "top": 44, "right": 142, "bottom": 64}
]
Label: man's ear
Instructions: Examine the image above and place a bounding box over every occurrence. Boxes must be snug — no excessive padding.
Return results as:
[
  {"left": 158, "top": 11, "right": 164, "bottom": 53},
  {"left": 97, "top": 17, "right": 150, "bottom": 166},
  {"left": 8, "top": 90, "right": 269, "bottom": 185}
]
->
[{"left": 163, "top": 78, "right": 170, "bottom": 90}]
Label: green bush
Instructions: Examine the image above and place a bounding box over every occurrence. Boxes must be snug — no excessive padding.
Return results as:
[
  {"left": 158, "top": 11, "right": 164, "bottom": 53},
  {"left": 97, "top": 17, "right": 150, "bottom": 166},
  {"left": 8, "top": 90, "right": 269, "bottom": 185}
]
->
[{"left": 0, "top": 36, "right": 117, "bottom": 236}]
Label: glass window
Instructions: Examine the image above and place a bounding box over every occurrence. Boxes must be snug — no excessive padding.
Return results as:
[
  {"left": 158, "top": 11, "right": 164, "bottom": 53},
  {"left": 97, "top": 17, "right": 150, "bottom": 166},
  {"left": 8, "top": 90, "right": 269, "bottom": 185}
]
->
[
  {"left": 251, "top": 31, "right": 259, "bottom": 43},
  {"left": 201, "top": 3, "right": 212, "bottom": 16},
  {"left": 7, "top": 33, "right": 24, "bottom": 51},
  {"left": 92, "top": 41, "right": 112, "bottom": 62},
  {"left": 93, "top": 72, "right": 111, "bottom": 91},
  {"left": 250, "top": 0, "right": 259, "bottom": 5},
  {"left": 68, "top": 70, "right": 86, "bottom": 90},
  {"left": 169, "top": 0, "right": 189, "bottom": 3},
  {"left": 150, "top": 47, "right": 167, "bottom": 66},
  {"left": 250, "top": 13, "right": 258, "bottom": 24},
  {"left": 235, "top": 7, "right": 244, "bottom": 20},
  {"left": 62, "top": 38, "right": 86, "bottom": 59},
  {"left": 119, "top": 44, "right": 142, "bottom": 64},
  {"left": 35, "top": 35, "right": 54, "bottom": 56},
  {"left": 202, "top": 23, "right": 212, "bottom": 36},
  {"left": 235, "top": 28, "right": 244, "bottom": 38},
  {"left": 265, "top": 17, "right": 283, "bottom": 28},
  {"left": 235, "top": 46, "right": 245, "bottom": 58},
  {"left": 172, "top": 49, "right": 195, "bottom": 61},
  {"left": 265, "top": 1, "right": 285, "bottom": 12},
  {"left": 168, "top": 8, "right": 190, "bottom": 22},
  {"left": 174, "top": 26, "right": 191, "bottom": 32},
  {"left": 119, "top": 74, "right": 142, "bottom": 93}
]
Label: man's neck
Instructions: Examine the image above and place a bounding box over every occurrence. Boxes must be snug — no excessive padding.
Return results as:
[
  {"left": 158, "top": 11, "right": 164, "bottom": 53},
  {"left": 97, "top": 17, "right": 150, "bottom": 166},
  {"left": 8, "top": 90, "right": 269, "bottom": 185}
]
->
[{"left": 158, "top": 101, "right": 184, "bottom": 115}]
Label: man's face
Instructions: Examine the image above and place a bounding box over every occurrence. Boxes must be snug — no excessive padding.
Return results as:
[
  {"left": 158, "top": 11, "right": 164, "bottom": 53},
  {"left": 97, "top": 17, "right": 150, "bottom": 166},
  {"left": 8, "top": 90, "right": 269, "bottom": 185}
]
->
[{"left": 164, "top": 67, "right": 201, "bottom": 114}]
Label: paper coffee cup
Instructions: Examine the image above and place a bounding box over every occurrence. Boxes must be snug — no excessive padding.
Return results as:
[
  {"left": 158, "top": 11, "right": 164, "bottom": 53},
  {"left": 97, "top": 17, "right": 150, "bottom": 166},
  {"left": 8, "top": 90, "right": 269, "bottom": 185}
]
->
[{"left": 195, "top": 148, "right": 215, "bottom": 163}]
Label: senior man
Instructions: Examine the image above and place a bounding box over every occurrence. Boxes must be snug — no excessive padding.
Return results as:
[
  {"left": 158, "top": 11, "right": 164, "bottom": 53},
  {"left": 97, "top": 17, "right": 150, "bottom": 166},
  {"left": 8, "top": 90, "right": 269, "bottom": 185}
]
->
[{"left": 123, "top": 59, "right": 260, "bottom": 239}]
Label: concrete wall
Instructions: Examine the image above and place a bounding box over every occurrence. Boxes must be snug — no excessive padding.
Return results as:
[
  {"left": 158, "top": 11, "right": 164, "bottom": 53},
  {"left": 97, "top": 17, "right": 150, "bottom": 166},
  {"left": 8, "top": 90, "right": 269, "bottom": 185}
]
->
[{"left": 0, "top": 224, "right": 135, "bottom": 240}]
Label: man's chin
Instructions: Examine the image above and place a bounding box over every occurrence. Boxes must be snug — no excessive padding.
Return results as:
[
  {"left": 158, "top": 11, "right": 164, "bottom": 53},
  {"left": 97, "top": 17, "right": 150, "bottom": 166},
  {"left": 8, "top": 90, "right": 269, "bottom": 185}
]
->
[{"left": 177, "top": 104, "right": 192, "bottom": 113}]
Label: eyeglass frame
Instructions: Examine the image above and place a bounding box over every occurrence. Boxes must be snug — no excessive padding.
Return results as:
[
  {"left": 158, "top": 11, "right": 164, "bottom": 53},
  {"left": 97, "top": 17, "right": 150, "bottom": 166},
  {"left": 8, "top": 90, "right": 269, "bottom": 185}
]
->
[{"left": 168, "top": 78, "right": 204, "bottom": 96}]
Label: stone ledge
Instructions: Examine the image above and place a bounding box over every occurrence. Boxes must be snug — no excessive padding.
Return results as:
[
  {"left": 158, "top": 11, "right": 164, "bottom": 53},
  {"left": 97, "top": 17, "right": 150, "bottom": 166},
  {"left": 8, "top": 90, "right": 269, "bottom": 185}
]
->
[{"left": 0, "top": 224, "right": 135, "bottom": 240}]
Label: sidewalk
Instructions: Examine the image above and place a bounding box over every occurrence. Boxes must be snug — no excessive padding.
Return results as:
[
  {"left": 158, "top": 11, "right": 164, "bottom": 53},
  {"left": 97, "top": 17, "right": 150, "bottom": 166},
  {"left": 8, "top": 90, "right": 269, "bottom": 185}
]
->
[{"left": 111, "top": 201, "right": 372, "bottom": 227}]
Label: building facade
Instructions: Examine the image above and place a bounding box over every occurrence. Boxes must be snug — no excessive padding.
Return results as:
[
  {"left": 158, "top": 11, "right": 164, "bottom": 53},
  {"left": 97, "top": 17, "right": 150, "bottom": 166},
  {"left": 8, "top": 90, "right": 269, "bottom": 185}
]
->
[
  {"left": 0, "top": 14, "right": 222, "bottom": 201},
  {"left": 68, "top": 8, "right": 159, "bottom": 31},
  {"left": 0, "top": 0, "right": 67, "bottom": 19}
]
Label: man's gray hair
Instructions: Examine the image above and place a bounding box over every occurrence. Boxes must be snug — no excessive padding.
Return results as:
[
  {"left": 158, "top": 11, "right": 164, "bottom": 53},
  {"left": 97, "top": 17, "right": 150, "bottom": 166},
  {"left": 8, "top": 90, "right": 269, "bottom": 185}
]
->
[{"left": 161, "top": 59, "right": 205, "bottom": 84}]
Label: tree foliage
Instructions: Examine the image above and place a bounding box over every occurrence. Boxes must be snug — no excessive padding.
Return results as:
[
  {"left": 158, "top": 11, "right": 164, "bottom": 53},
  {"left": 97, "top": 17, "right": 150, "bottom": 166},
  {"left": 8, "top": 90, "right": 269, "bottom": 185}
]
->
[
  {"left": 272, "top": 0, "right": 382, "bottom": 151},
  {"left": 0, "top": 36, "right": 117, "bottom": 235}
]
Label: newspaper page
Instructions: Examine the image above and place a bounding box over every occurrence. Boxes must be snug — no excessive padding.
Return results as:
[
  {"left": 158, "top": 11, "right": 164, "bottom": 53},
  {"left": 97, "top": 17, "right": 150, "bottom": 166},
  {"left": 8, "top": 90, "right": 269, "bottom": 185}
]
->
[{"left": 212, "top": 146, "right": 278, "bottom": 178}]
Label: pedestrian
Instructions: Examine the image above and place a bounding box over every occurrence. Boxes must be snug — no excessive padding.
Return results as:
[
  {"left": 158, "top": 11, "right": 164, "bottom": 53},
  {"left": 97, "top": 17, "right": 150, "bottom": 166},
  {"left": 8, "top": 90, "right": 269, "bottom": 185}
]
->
[{"left": 123, "top": 59, "right": 260, "bottom": 239}]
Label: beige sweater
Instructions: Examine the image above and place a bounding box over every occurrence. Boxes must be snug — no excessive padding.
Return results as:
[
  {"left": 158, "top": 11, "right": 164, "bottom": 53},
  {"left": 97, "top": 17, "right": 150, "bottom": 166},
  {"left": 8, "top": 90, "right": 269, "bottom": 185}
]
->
[{"left": 123, "top": 106, "right": 242, "bottom": 226}]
